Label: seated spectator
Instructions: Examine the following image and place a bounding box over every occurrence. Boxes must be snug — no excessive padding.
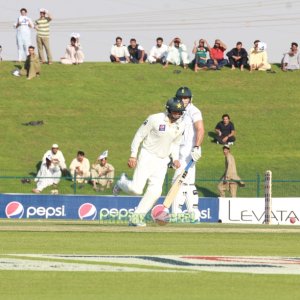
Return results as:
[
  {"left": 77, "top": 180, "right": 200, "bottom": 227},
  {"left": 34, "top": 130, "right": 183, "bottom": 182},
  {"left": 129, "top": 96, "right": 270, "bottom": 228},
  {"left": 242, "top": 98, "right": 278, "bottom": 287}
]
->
[
  {"left": 91, "top": 150, "right": 115, "bottom": 191},
  {"left": 163, "top": 37, "right": 189, "bottom": 69},
  {"left": 249, "top": 40, "right": 271, "bottom": 71},
  {"left": 226, "top": 41, "right": 248, "bottom": 71},
  {"left": 192, "top": 39, "right": 210, "bottom": 72},
  {"left": 207, "top": 39, "right": 228, "bottom": 70},
  {"left": 42, "top": 144, "right": 67, "bottom": 176},
  {"left": 12, "top": 46, "right": 40, "bottom": 79},
  {"left": 148, "top": 37, "right": 168, "bottom": 64},
  {"left": 69, "top": 151, "right": 90, "bottom": 183},
  {"left": 215, "top": 114, "right": 236, "bottom": 145},
  {"left": 32, "top": 154, "right": 61, "bottom": 193},
  {"left": 281, "top": 42, "right": 300, "bottom": 71},
  {"left": 128, "top": 38, "right": 147, "bottom": 63},
  {"left": 110, "top": 36, "right": 130, "bottom": 63},
  {"left": 60, "top": 33, "right": 84, "bottom": 65}
]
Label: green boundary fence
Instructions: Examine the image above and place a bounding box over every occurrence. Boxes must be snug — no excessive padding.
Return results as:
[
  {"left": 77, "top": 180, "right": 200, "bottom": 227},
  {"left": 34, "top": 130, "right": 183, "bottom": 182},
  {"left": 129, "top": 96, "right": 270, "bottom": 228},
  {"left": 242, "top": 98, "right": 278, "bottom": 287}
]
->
[{"left": 0, "top": 173, "right": 299, "bottom": 197}]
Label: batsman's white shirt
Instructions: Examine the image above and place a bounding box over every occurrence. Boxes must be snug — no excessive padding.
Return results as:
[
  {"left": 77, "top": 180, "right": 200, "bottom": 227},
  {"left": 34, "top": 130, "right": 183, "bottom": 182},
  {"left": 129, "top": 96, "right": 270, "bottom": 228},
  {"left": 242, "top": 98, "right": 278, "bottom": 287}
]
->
[
  {"left": 174, "top": 103, "right": 203, "bottom": 184},
  {"left": 120, "top": 112, "right": 185, "bottom": 215},
  {"left": 131, "top": 112, "right": 184, "bottom": 160}
]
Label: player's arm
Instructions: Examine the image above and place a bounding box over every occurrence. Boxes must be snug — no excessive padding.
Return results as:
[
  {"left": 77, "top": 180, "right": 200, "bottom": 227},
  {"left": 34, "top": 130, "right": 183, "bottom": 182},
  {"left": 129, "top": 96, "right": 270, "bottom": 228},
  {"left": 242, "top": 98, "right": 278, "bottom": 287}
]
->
[
  {"left": 128, "top": 116, "right": 153, "bottom": 168},
  {"left": 191, "top": 119, "right": 205, "bottom": 162}
]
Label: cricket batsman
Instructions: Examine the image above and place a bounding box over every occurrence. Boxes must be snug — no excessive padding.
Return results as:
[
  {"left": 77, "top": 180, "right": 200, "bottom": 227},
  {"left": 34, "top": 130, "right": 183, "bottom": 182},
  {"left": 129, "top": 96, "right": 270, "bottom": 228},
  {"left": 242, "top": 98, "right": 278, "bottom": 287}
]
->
[
  {"left": 171, "top": 87, "right": 205, "bottom": 221},
  {"left": 113, "top": 97, "right": 186, "bottom": 226}
]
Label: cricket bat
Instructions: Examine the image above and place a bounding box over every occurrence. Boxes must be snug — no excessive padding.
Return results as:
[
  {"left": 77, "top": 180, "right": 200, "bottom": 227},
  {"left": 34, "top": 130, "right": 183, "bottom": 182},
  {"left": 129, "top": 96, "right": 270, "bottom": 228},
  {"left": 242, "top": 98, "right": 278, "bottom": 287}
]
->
[{"left": 163, "top": 159, "right": 194, "bottom": 208}]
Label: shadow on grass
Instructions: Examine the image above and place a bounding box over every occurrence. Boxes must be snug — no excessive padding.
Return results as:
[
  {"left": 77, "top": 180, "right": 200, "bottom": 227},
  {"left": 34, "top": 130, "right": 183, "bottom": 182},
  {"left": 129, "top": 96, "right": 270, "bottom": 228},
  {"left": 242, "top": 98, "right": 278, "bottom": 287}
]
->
[{"left": 196, "top": 184, "right": 219, "bottom": 197}]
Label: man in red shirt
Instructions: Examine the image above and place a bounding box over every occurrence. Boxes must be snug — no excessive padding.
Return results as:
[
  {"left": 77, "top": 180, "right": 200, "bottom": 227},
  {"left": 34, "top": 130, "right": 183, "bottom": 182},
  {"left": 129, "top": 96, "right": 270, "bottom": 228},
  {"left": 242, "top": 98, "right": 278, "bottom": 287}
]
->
[{"left": 207, "top": 39, "right": 228, "bottom": 70}]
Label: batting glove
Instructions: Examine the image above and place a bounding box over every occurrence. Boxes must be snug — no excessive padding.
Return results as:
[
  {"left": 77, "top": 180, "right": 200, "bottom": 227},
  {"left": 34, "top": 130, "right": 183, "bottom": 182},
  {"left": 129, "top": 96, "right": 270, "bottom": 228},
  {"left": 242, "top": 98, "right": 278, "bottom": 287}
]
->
[{"left": 191, "top": 146, "right": 201, "bottom": 162}]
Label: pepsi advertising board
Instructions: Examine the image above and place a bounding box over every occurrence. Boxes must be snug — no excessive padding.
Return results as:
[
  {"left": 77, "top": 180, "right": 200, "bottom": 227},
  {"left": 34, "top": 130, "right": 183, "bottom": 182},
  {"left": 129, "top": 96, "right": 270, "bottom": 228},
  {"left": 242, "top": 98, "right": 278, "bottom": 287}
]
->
[{"left": 0, "top": 194, "right": 219, "bottom": 223}]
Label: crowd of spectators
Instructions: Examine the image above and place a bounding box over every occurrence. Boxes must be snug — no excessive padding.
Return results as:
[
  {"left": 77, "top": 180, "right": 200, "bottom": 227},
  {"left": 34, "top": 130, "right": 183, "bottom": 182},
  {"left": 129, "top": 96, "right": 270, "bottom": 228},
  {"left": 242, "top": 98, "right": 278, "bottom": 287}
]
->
[{"left": 32, "top": 145, "right": 114, "bottom": 194}]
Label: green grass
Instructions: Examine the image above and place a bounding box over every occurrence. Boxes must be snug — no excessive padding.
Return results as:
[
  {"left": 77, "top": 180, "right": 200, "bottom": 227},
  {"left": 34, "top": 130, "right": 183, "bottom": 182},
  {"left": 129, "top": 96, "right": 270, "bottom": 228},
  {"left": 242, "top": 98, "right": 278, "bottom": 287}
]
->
[
  {"left": 1, "top": 61, "right": 300, "bottom": 196},
  {"left": 0, "top": 222, "right": 300, "bottom": 299}
]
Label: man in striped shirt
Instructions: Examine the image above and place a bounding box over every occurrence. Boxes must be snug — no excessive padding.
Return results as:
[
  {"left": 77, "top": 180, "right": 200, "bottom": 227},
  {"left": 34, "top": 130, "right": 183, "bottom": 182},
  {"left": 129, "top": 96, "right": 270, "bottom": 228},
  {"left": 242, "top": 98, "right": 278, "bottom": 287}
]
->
[{"left": 35, "top": 8, "right": 53, "bottom": 64}]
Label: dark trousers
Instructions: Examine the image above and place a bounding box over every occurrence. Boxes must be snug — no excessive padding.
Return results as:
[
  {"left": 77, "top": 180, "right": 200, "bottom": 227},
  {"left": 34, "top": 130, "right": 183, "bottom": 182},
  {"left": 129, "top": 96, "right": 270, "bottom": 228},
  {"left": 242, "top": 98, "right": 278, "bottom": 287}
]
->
[
  {"left": 207, "top": 58, "right": 228, "bottom": 69},
  {"left": 130, "top": 50, "right": 147, "bottom": 63},
  {"left": 215, "top": 135, "right": 236, "bottom": 144},
  {"left": 110, "top": 55, "right": 127, "bottom": 62},
  {"left": 229, "top": 57, "right": 248, "bottom": 67}
]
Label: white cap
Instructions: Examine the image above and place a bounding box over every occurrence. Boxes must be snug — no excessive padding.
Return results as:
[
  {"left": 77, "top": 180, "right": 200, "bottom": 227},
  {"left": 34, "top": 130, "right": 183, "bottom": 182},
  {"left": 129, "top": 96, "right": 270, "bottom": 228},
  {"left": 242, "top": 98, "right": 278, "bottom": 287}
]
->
[
  {"left": 71, "top": 32, "right": 80, "bottom": 38},
  {"left": 98, "top": 150, "right": 108, "bottom": 160},
  {"left": 46, "top": 154, "right": 52, "bottom": 161},
  {"left": 257, "top": 42, "right": 267, "bottom": 52},
  {"left": 40, "top": 8, "right": 47, "bottom": 13},
  {"left": 52, "top": 144, "right": 59, "bottom": 148}
]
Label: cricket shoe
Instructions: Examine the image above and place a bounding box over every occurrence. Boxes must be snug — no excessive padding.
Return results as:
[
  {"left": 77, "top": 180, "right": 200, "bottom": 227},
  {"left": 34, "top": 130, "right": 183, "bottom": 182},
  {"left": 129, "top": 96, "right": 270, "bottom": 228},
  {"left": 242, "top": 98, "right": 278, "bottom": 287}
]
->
[
  {"left": 112, "top": 173, "right": 127, "bottom": 196},
  {"left": 128, "top": 221, "right": 147, "bottom": 227}
]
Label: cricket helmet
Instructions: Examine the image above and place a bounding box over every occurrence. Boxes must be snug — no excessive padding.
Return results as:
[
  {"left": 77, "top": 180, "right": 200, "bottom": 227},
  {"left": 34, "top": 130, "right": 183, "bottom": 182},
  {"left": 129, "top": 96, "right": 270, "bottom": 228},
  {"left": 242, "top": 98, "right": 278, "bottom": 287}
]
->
[
  {"left": 175, "top": 86, "right": 192, "bottom": 99},
  {"left": 166, "top": 97, "right": 185, "bottom": 113}
]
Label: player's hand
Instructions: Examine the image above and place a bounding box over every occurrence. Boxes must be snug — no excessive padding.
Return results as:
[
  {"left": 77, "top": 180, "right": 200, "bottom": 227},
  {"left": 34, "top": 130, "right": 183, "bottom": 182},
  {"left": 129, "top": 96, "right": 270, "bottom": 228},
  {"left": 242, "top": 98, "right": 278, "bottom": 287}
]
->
[
  {"left": 128, "top": 157, "right": 137, "bottom": 169},
  {"left": 172, "top": 160, "right": 181, "bottom": 169},
  {"left": 191, "top": 146, "right": 201, "bottom": 162}
]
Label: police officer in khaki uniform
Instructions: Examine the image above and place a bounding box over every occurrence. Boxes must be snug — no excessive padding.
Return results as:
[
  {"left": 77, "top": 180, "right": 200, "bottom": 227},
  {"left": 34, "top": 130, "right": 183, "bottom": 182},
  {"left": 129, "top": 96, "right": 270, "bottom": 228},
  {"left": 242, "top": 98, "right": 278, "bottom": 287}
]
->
[
  {"left": 218, "top": 145, "right": 245, "bottom": 197},
  {"left": 91, "top": 150, "right": 115, "bottom": 191}
]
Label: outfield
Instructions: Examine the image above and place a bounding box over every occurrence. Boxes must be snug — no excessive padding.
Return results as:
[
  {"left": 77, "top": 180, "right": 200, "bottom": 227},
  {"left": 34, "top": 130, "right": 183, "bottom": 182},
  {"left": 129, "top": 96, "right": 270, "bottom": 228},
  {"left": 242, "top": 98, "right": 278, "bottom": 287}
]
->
[
  {"left": 0, "top": 62, "right": 300, "bottom": 196},
  {"left": 0, "top": 61, "right": 300, "bottom": 299}
]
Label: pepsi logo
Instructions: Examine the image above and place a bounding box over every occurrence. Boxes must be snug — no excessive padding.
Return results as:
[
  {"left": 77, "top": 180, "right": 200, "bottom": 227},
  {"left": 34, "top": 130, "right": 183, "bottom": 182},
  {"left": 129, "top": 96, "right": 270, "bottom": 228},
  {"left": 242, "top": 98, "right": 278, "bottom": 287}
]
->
[
  {"left": 78, "top": 203, "right": 97, "bottom": 220},
  {"left": 5, "top": 201, "right": 24, "bottom": 218}
]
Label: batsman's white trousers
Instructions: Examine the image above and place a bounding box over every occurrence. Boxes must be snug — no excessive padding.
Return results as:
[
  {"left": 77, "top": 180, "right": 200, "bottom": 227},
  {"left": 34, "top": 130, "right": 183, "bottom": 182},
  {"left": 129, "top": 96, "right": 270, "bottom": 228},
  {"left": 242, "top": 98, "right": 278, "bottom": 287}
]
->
[{"left": 119, "top": 148, "right": 169, "bottom": 215}]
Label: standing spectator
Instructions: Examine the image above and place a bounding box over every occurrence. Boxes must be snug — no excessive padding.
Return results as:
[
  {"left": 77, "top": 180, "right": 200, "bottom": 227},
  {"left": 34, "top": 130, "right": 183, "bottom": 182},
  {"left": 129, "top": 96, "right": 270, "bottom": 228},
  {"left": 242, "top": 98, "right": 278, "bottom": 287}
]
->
[
  {"left": 15, "top": 8, "right": 33, "bottom": 62},
  {"left": 249, "top": 40, "right": 271, "bottom": 71},
  {"left": 42, "top": 144, "right": 67, "bottom": 175},
  {"left": 128, "top": 38, "right": 147, "bottom": 63},
  {"left": 215, "top": 114, "right": 236, "bottom": 145},
  {"left": 226, "top": 42, "right": 248, "bottom": 71},
  {"left": 91, "top": 150, "right": 115, "bottom": 191},
  {"left": 12, "top": 46, "right": 40, "bottom": 79},
  {"left": 110, "top": 36, "right": 130, "bottom": 63},
  {"left": 35, "top": 8, "right": 53, "bottom": 64},
  {"left": 61, "top": 34, "right": 84, "bottom": 65},
  {"left": 32, "top": 154, "right": 61, "bottom": 193},
  {"left": 207, "top": 39, "right": 228, "bottom": 70},
  {"left": 164, "top": 37, "right": 189, "bottom": 69},
  {"left": 148, "top": 37, "right": 168, "bottom": 64},
  {"left": 281, "top": 42, "right": 300, "bottom": 71},
  {"left": 69, "top": 151, "right": 90, "bottom": 183},
  {"left": 192, "top": 39, "right": 210, "bottom": 72},
  {"left": 113, "top": 98, "right": 186, "bottom": 227},
  {"left": 218, "top": 145, "right": 245, "bottom": 198}
]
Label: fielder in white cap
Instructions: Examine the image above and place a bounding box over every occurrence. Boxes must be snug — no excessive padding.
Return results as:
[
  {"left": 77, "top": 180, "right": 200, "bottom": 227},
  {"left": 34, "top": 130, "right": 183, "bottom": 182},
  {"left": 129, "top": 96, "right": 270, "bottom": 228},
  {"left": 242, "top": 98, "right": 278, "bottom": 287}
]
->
[{"left": 91, "top": 150, "right": 115, "bottom": 191}]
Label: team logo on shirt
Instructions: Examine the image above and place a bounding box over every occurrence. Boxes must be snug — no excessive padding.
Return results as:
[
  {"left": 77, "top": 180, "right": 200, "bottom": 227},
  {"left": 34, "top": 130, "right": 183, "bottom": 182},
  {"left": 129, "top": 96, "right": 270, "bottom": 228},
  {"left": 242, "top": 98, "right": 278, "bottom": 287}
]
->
[{"left": 159, "top": 125, "right": 166, "bottom": 131}]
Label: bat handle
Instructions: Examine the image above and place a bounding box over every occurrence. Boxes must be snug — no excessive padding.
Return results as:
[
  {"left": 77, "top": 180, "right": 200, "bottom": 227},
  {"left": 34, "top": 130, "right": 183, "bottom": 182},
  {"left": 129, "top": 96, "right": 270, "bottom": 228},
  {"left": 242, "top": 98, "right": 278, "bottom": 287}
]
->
[{"left": 185, "top": 159, "right": 194, "bottom": 171}]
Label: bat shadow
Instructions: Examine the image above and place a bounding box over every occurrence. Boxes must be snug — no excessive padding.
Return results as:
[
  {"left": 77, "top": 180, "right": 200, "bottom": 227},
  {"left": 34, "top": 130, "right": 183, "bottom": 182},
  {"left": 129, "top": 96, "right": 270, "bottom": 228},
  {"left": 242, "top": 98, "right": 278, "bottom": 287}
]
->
[{"left": 195, "top": 184, "right": 218, "bottom": 197}]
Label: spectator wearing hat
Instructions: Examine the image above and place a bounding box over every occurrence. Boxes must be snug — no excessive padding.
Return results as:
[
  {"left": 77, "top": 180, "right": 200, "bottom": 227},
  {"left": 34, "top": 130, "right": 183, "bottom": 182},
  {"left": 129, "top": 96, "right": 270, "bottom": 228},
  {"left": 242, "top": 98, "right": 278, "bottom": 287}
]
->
[
  {"left": 215, "top": 114, "right": 236, "bottom": 145},
  {"left": 61, "top": 33, "right": 84, "bottom": 64},
  {"left": 110, "top": 36, "right": 130, "bottom": 63},
  {"left": 69, "top": 151, "right": 90, "bottom": 183},
  {"left": 91, "top": 150, "right": 115, "bottom": 191},
  {"left": 218, "top": 145, "right": 245, "bottom": 197},
  {"left": 42, "top": 144, "right": 67, "bottom": 175},
  {"left": 249, "top": 40, "right": 271, "bottom": 71},
  {"left": 281, "top": 42, "right": 300, "bottom": 71},
  {"left": 15, "top": 8, "right": 34, "bottom": 62},
  {"left": 35, "top": 8, "right": 53, "bottom": 64},
  {"left": 163, "top": 37, "right": 190, "bottom": 69},
  {"left": 207, "top": 39, "right": 228, "bottom": 70},
  {"left": 32, "top": 154, "right": 61, "bottom": 193}
]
